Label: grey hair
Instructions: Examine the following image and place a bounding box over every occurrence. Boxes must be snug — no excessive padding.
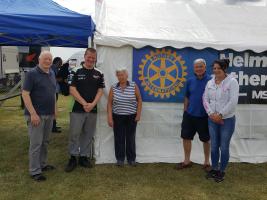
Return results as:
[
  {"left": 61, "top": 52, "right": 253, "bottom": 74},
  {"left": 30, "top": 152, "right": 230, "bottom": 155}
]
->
[
  {"left": 116, "top": 68, "right": 128, "bottom": 74},
  {"left": 39, "top": 51, "right": 52, "bottom": 59},
  {"left": 193, "top": 58, "right": 206, "bottom": 66}
]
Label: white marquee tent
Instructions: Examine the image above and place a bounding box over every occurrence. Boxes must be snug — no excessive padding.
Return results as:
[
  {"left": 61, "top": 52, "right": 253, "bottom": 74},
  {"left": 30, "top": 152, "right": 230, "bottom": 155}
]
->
[{"left": 93, "top": 0, "right": 267, "bottom": 164}]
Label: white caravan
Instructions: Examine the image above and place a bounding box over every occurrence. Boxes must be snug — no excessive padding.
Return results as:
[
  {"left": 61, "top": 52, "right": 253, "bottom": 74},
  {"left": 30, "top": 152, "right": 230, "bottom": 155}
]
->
[{"left": 0, "top": 46, "right": 20, "bottom": 86}]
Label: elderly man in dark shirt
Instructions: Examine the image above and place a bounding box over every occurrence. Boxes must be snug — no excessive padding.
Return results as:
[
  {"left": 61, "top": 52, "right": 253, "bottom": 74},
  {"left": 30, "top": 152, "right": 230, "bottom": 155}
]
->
[{"left": 22, "top": 51, "right": 57, "bottom": 182}]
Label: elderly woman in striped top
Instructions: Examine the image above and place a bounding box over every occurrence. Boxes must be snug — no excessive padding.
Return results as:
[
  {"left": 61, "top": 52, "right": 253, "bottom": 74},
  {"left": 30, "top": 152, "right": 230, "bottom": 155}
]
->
[{"left": 107, "top": 68, "right": 142, "bottom": 167}]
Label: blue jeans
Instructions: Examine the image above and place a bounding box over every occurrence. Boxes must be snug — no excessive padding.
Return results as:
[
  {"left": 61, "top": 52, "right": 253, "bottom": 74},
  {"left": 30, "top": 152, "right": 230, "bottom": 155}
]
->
[{"left": 208, "top": 116, "right": 236, "bottom": 172}]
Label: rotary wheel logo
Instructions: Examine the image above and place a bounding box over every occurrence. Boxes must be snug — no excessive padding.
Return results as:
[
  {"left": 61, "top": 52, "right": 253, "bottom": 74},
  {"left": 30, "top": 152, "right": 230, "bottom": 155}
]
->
[{"left": 138, "top": 48, "right": 187, "bottom": 98}]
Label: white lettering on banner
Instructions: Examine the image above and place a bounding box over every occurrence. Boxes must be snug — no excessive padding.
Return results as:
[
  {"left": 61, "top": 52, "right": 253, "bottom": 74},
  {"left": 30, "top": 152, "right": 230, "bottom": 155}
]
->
[
  {"left": 218, "top": 52, "right": 267, "bottom": 102},
  {"left": 233, "top": 56, "right": 243, "bottom": 67},
  {"left": 239, "top": 93, "right": 247, "bottom": 96},
  {"left": 220, "top": 53, "right": 267, "bottom": 67},
  {"left": 230, "top": 72, "right": 267, "bottom": 86},
  {"left": 252, "top": 91, "right": 267, "bottom": 99}
]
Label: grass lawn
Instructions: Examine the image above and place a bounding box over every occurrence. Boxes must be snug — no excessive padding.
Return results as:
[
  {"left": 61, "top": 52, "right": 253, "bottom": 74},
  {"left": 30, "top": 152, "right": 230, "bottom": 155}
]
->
[{"left": 0, "top": 96, "right": 266, "bottom": 200}]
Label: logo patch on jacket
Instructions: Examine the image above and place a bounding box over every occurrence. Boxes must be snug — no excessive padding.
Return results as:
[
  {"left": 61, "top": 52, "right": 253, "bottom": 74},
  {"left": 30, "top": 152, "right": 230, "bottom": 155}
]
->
[{"left": 93, "top": 75, "right": 100, "bottom": 79}]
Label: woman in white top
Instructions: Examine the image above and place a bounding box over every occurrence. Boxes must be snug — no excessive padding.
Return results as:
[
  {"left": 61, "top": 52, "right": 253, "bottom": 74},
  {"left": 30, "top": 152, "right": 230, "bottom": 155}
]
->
[
  {"left": 203, "top": 59, "right": 239, "bottom": 182},
  {"left": 107, "top": 68, "right": 142, "bottom": 167}
]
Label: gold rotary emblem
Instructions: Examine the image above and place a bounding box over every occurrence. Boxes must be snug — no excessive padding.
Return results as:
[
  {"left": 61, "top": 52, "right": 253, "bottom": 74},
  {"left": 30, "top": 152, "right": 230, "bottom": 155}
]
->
[{"left": 138, "top": 48, "right": 187, "bottom": 98}]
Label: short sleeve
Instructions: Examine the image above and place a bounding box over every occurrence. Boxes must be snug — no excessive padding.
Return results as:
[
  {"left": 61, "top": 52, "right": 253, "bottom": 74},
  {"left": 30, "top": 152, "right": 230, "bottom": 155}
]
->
[
  {"left": 97, "top": 72, "right": 105, "bottom": 89},
  {"left": 70, "top": 71, "right": 78, "bottom": 87},
  {"left": 184, "top": 79, "right": 190, "bottom": 98},
  {"left": 23, "top": 71, "right": 34, "bottom": 92}
]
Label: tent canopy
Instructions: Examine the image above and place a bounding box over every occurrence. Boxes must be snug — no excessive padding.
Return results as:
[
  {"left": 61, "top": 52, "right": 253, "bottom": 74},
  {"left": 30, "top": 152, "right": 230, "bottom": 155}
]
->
[
  {"left": 0, "top": 0, "right": 95, "bottom": 47},
  {"left": 95, "top": 0, "right": 267, "bottom": 52}
]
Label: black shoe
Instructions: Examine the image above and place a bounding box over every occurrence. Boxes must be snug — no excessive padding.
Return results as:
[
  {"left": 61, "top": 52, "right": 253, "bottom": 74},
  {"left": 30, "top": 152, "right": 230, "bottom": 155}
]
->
[
  {"left": 52, "top": 128, "right": 61, "bottom": 133},
  {"left": 42, "top": 165, "right": 56, "bottom": 172},
  {"left": 128, "top": 161, "right": 137, "bottom": 167},
  {"left": 79, "top": 156, "right": 93, "bottom": 168},
  {"left": 214, "top": 171, "right": 225, "bottom": 183},
  {"left": 116, "top": 160, "right": 124, "bottom": 167},
  {"left": 65, "top": 156, "right": 77, "bottom": 172},
  {"left": 31, "top": 174, "right": 46, "bottom": 182},
  {"left": 206, "top": 170, "right": 218, "bottom": 179}
]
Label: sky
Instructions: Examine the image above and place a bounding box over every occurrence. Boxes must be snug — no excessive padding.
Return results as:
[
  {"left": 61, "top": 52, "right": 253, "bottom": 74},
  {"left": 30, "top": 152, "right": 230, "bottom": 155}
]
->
[
  {"left": 53, "top": 0, "right": 95, "bottom": 15},
  {"left": 51, "top": 0, "right": 266, "bottom": 61}
]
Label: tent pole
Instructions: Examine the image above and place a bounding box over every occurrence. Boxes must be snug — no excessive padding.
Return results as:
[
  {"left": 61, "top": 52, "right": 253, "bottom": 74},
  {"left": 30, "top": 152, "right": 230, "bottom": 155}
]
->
[
  {"left": 88, "top": 35, "right": 94, "bottom": 48},
  {"left": 0, "top": 47, "right": 3, "bottom": 79}
]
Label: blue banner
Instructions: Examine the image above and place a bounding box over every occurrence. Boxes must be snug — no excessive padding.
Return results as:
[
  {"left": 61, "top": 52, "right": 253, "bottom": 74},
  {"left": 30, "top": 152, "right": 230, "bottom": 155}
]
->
[
  {"left": 133, "top": 47, "right": 218, "bottom": 102},
  {"left": 133, "top": 47, "right": 267, "bottom": 104}
]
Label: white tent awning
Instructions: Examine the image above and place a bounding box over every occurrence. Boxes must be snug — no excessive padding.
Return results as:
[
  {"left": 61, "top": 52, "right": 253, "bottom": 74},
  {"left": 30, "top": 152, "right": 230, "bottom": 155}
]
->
[{"left": 95, "top": 0, "right": 267, "bottom": 52}]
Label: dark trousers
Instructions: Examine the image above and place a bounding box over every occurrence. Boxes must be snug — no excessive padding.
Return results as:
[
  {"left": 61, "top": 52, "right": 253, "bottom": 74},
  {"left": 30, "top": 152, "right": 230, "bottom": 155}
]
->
[
  {"left": 113, "top": 113, "right": 137, "bottom": 162},
  {"left": 52, "top": 93, "right": 59, "bottom": 130}
]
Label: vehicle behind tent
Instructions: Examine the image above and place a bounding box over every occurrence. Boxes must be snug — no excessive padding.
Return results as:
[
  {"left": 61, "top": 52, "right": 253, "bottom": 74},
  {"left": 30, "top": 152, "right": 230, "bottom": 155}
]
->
[{"left": 0, "top": 46, "right": 20, "bottom": 88}]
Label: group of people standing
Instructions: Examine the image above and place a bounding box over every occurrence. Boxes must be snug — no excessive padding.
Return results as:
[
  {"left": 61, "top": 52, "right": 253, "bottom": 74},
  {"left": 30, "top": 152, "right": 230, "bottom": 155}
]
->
[{"left": 22, "top": 48, "right": 239, "bottom": 183}]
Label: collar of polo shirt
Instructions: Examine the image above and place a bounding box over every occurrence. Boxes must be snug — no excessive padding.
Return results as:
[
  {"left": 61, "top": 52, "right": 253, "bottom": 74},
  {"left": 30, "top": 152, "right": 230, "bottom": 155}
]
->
[
  {"left": 195, "top": 72, "right": 208, "bottom": 80},
  {"left": 37, "top": 65, "right": 52, "bottom": 75}
]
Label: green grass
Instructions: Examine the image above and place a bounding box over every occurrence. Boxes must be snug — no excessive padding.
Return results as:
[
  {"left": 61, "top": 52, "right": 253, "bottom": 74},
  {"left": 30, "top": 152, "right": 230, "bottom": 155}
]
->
[{"left": 0, "top": 96, "right": 266, "bottom": 200}]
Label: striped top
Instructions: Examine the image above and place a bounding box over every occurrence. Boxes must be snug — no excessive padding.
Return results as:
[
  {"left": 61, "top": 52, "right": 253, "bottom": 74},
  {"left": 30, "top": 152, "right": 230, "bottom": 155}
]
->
[{"left": 112, "top": 81, "right": 137, "bottom": 115}]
